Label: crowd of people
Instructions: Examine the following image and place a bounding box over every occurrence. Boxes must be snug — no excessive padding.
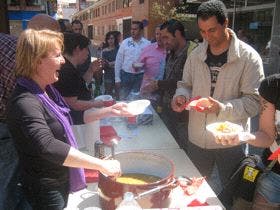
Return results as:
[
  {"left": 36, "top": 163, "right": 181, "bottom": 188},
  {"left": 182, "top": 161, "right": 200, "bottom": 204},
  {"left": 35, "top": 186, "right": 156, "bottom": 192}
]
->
[{"left": 0, "top": 0, "right": 279, "bottom": 210}]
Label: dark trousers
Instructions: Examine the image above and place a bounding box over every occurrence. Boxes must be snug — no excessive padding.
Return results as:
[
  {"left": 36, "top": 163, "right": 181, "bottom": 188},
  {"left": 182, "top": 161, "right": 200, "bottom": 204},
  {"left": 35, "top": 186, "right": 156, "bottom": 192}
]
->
[
  {"left": 187, "top": 141, "right": 245, "bottom": 208},
  {"left": 159, "top": 103, "right": 188, "bottom": 150},
  {"left": 120, "top": 70, "right": 144, "bottom": 100},
  {"left": 0, "top": 122, "right": 31, "bottom": 210},
  {"left": 23, "top": 182, "right": 69, "bottom": 210}
]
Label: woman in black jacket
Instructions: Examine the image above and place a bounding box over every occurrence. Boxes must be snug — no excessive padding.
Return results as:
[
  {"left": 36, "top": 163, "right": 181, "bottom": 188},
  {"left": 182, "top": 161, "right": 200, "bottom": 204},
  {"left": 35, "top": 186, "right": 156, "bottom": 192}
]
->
[{"left": 7, "top": 29, "right": 131, "bottom": 210}]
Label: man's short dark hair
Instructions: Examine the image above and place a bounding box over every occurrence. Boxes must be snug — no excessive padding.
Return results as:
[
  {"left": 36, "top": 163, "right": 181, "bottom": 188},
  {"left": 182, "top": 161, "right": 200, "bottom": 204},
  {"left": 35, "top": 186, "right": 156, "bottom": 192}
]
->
[
  {"left": 197, "top": 0, "right": 227, "bottom": 25},
  {"left": 160, "top": 19, "right": 185, "bottom": 38},
  {"left": 63, "top": 32, "right": 89, "bottom": 56},
  {"left": 58, "top": 19, "right": 71, "bottom": 32},
  {"left": 132, "top": 21, "right": 144, "bottom": 30},
  {"left": 71, "top": 19, "right": 83, "bottom": 29}
]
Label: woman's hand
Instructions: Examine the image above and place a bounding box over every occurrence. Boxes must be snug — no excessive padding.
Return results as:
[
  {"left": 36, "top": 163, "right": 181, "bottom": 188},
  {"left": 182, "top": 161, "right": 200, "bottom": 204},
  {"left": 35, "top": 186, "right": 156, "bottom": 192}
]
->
[
  {"left": 110, "top": 102, "right": 134, "bottom": 117},
  {"left": 90, "top": 59, "right": 103, "bottom": 76},
  {"left": 99, "top": 159, "right": 121, "bottom": 178},
  {"left": 91, "top": 99, "right": 104, "bottom": 108},
  {"left": 84, "top": 102, "right": 133, "bottom": 123},
  {"left": 63, "top": 148, "right": 121, "bottom": 178}
]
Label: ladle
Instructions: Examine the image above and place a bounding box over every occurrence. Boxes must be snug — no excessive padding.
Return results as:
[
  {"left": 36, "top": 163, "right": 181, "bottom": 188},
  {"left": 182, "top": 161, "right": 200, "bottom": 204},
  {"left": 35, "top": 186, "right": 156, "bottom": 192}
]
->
[
  {"left": 133, "top": 176, "right": 192, "bottom": 200},
  {"left": 110, "top": 138, "right": 118, "bottom": 159}
]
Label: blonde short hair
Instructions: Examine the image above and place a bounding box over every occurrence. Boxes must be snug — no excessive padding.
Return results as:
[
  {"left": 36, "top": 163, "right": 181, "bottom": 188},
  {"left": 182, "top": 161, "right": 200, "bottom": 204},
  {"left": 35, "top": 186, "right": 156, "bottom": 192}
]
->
[{"left": 15, "top": 29, "right": 64, "bottom": 78}]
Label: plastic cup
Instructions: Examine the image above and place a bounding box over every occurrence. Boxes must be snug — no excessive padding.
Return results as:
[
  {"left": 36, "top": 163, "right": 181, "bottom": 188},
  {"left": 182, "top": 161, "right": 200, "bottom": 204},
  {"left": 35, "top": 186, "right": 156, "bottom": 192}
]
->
[{"left": 127, "top": 116, "right": 137, "bottom": 129}]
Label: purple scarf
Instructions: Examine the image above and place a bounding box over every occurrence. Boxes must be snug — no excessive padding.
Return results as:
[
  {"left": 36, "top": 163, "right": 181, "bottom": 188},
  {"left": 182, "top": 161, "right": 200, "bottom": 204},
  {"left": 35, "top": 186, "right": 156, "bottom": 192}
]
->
[{"left": 17, "top": 77, "right": 86, "bottom": 192}]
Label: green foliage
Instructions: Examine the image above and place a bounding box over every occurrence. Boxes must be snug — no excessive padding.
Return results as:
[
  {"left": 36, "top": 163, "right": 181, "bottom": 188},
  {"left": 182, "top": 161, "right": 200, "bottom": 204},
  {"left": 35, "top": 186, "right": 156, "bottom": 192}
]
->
[{"left": 151, "top": 1, "right": 192, "bottom": 22}]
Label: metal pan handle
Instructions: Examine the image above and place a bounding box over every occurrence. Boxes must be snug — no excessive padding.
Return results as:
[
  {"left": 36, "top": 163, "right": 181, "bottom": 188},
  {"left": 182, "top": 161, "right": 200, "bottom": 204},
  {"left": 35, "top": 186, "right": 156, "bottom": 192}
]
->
[{"left": 134, "top": 177, "right": 177, "bottom": 200}]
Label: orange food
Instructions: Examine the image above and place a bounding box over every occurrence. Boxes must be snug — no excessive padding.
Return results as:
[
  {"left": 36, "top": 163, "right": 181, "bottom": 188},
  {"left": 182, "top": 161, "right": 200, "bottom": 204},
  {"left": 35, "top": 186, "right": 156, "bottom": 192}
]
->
[
  {"left": 215, "top": 122, "right": 236, "bottom": 133},
  {"left": 195, "top": 98, "right": 212, "bottom": 108}
]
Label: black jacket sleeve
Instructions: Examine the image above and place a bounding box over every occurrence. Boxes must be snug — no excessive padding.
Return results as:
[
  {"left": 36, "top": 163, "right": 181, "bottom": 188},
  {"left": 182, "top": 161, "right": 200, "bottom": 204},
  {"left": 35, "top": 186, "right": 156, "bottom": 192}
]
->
[
  {"left": 8, "top": 92, "right": 71, "bottom": 165},
  {"left": 157, "top": 79, "right": 177, "bottom": 91}
]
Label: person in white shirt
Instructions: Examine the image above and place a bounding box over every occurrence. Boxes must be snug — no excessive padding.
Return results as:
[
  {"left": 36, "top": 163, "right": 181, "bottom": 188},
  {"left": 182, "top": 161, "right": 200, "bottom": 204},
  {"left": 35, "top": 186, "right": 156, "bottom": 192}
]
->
[{"left": 114, "top": 21, "right": 150, "bottom": 100}]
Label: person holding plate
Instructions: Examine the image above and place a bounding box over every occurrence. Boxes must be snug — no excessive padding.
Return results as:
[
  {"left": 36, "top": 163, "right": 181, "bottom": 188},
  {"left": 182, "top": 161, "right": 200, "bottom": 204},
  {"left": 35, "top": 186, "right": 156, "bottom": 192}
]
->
[
  {"left": 54, "top": 32, "right": 126, "bottom": 125},
  {"left": 7, "top": 29, "right": 132, "bottom": 210},
  {"left": 214, "top": 74, "right": 280, "bottom": 210},
  {"left": 114, "top": 21, "right": 150, "bottom": 100},
  {"left": 139, "top": 25, "right": 166, "bottom": 108},
  {"left": 171, "top": 0, "right": 264, "bottom": 208}
]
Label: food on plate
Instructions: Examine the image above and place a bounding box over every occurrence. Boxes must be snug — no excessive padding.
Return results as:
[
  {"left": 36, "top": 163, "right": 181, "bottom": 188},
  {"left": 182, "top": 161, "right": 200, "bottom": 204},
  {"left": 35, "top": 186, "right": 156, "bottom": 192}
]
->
[
  {"left": 195, "top": 98, "right": 212, "bottom": 107},
  {"left": 215, "top": 121, "right": 237, "bottom": 133},
  {"left": 116, "top": 173, "right": 161, "bottom": 185},
  {"left": 188, "top": 97, "right": 212, "bottom": 112},
  {"left": 206, "top": 121, "right": 243, "bottom": 140}
]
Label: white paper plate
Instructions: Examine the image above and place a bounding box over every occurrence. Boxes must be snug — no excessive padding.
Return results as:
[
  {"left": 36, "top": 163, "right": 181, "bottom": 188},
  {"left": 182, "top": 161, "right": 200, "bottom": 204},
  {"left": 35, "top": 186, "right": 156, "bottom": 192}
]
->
[
  {"left": 133, "top": 62, "right": 144, "bottom": 68},
  {"left": 206, "top": 121, "right": 243, "bottom": 139},
  {"left": 127, "top": 99, "right": 150, "bottom": 115},
  {"left": 91, "top": 57, "right": 98, "bottom": 62},
  {"left": 95, "top": 95, "right": 113, "bottom": 101}
]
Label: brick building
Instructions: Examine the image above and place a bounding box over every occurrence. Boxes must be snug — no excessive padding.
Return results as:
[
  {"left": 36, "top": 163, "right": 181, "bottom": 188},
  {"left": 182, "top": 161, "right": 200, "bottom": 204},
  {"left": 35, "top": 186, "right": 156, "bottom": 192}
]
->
[
  {"left": 72, "top": 0, "right": 175, "bottom": 45},
  {"left": 72, "top": 0, "right": 280, "bottom": 75}
]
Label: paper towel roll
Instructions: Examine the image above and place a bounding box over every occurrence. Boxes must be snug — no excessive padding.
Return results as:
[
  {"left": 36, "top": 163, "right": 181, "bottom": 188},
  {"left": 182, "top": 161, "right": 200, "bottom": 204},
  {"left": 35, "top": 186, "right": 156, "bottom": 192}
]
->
[{"left": 72, "top": 120, "right": 100, "bottom": 155}]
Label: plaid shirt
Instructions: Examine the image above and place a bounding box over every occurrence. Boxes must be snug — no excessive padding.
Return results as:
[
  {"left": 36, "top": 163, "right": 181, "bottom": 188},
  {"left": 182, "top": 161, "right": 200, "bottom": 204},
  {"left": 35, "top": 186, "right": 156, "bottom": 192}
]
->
[{"left": 0, "top": 33, "right": 17, "bottom": 119}]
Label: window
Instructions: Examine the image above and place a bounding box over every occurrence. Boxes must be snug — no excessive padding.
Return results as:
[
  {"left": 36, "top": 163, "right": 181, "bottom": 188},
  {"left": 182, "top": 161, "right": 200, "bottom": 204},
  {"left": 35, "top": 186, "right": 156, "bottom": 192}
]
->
[
  {"left": 108, "top": 3, "right": 111, "bottom": 13},
  {"left": 139, "top": 0, "right": 144, "bottom": 4},
  {"left": 88, "top": 25, "right": 93, "bottom": 39},
  {"left": 116, "top": 0, "right": 122, "bottom": 9},
  {"left": 90, "top": 9, "right": 94, "bottom": 19},
  {"left": 7, "top": 0, "right": 20, "bottom": 6},
  {"left": 123, "top": 0, "right": 129, "bottom": 8},
  {"left": 112, "top": 1, "right": 115, "bottom": 12},
  {"left": 26, "top": 0, "right": 42, "bottom": 6},
  {"left": 102, "top": 26, "right": 105, "bottom": 36}
]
